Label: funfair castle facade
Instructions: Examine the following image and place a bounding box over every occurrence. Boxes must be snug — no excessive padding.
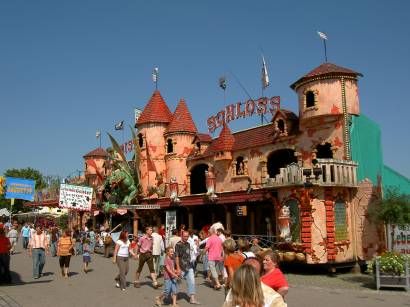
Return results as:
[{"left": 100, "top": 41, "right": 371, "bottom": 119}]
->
[{"left": 83, "top": 62, "right": 410, "bottom": 267}]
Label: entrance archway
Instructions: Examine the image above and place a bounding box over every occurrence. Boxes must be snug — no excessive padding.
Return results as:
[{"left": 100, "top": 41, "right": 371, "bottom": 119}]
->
[
  {"left": 267, "top": 149, "right": 297, "bottom": 177},
  {"left": 190, "top": 164, "right": 208, "bottom": 194}
]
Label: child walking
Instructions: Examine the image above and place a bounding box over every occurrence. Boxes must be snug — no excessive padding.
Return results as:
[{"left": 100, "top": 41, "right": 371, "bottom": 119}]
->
[
  {"left": 155, "top": 247, "right": 179, "bottom": 307},
  {"left": 82, "top": 238, "right": 91, "bottom": 273}
]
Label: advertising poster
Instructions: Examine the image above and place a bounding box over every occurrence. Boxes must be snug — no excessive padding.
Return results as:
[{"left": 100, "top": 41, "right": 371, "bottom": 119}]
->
[
  {"left": 59, "top": 184, "right": 93, "bottom": 211},
  {"left": 389, "top": 224, "right": 410, "bottom": 255},
  {"left": 165, "top": 210, "right": 177, "bottom": 246},
  {"left": 5, "top": 177, "right": 35, "bottom": 201}
]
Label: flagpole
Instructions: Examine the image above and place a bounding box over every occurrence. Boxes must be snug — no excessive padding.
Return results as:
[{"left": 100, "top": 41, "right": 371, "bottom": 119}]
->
[
  {"left": 261, "top": 87, "right": 264, "bottom": 125},
  {"left": 99, "top": 133, "right": 102, "bottom": 148},
  {"left": 323, "top": 39, "right": 328, "bottom": 62}
]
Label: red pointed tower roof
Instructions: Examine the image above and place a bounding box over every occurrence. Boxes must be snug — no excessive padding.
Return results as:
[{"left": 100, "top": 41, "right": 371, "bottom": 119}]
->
[
  {"left": 83, "top": 147, "right": 108, "bottom": 159},
  {"left": 211, "top": 124, "right": 235, "bottom": 152},
  {"left": 167, "top": 99, "right": 198, "bottom": 134},
  {"left": 136, "top": 91, "right": 173, "bottom": 125},
  {"left": 290, "top": 62, "right": 363, "bottom": 90}
]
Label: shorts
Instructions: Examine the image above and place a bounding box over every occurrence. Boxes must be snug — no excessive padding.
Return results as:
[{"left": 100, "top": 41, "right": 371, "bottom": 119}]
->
[
  {"left": 137, "top": 252, "right": 155, "bottom": 273},
  {"left": 59, "top": 255, "right": 71, "bottom": 268},
  {"left": 83, "top": 255, "right": 91, "bottom": 263},
  {"left": 163, "top": 278, "right": 178, "bottom": 296},
  {"left": 208, "top": 260, "right": 223, "bottom": 279}
]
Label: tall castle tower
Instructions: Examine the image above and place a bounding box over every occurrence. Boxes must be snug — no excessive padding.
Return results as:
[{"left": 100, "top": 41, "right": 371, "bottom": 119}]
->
[
  {"left": 136, "top": 91, "right": 173, "bottom": 192},
  {"left": 290, "top": 63, "right": 362, "bottom": 160},
  {"left": 164, "top": 99, "right": 197, "bottom": 194}
]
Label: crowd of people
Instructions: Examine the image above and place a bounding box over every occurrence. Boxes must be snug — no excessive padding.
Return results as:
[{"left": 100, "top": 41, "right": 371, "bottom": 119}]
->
[{"left": 0, "top": 220, "right": 289, "bottom": 307}]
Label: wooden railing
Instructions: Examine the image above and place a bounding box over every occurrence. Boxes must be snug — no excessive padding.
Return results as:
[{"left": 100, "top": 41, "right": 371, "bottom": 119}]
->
[{"left": 262, "top": 159, "right": 358, "bottom": 188}]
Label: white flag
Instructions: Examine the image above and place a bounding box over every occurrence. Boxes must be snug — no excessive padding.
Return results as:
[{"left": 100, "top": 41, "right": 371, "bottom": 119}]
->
[
  {"left": 261, "top": 55, "right": 269, "bottom": 89},
  {"left": 317, "top": 31, "right": 328, "bottom": 40},
  {"left": 152, "top": 67, "right": 159, "bottom": 83},
  {"left": 96, "top": 131, "right": 101, "bottom": 139}
]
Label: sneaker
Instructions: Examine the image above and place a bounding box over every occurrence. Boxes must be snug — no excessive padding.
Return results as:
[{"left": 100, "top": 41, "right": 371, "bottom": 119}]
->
[
  {"left": 116, "top": 282, "right": 120, "bottom": 288},
  {"left": 190, "top": 300, "right": 201, "bottom": 305},
  {"left": 121, "top": 288, "right": 126, "bottom": 292}
]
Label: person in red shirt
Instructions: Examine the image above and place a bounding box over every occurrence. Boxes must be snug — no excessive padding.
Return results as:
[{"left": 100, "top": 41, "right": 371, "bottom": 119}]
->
[
  {"left": 261, "top": 250, "right": 289, "bottom": 298},
  {"left": 0, "top": 227, "right": 12, "bottom": 283}
]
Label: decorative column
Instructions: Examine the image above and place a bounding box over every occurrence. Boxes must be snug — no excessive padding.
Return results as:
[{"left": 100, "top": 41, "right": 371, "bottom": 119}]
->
[
  {"left": 250, "top": 210, "right": 255, "bottom": 234},
  {"left": 186, "top": 172, "right": 191, "bottom": 195},
  {"left": 188, "top": 208, "right": 194, "bottom": 230},
  {"left": 324, "top": 188, "right": 336, "bottom": 261},
  {"left": 225, "top": 205, "right": 232, "bottom": 231},
  {"left": 340, "top": 77, "right": 351, "bottom": 160},
  {"left": 299, "top": 190, "right": 313, "bottom": 254},
  {"left": 133, "top": 209, "right": 139, "bottom": 236}
]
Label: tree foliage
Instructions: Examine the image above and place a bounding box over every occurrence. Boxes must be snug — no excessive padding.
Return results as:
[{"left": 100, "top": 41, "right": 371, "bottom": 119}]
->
[
  {"left": 370, "top": 188, "right": 410, "bottom": 225},
  {"left": 0, "top": 167, "right": 47, "bottom": 213}
]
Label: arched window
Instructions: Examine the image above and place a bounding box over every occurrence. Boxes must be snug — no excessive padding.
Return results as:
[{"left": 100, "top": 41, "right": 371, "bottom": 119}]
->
[
  {"left": 277, "top": 119, "right": 285, "bottom": 133},
  {"left": 305, "top": 91, "right": 316, "bottom": 108},
  {"left": 236, "top": 156, "right": 245, "bottom": 175},
  {"left": 138, "top": 133, "right": 144, "bottom": 148},
  {"left": 190, "top": 164, "right": 208, "bottom": 194},
  {"left": 334, "top": 199, "right": 348, "bottom": 241},
  {"left": 285, "top": 198, "right": 300, "bottom": 242},
  {"left": 316, "top": 142, "right": 333, "bottom": 159},
  {"left": 167, "top": 139, "right": 174, "bottom": 154},
  {"left": 267, "top": 149, "right": 297, "bottom": 178}
]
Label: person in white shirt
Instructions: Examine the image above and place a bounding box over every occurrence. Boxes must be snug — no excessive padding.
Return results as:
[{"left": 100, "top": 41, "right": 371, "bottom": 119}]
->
[
  {"left": 167, "top": 229, "right": 181, "bottom": 249},
  {"left": 152, "top": 226, "right": 165, "bottom": 276},
  {"left": 112, "top": 230, "right": 137, "bottom": 291}
]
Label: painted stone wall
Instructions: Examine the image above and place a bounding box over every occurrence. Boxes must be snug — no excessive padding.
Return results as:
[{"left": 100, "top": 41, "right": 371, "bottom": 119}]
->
[
  {"left": 165, "top": 133, "right": 195, "bottom": 196},
  {"left": 138, "top": 123, "right": 168, "bottom": 192},
  {"left": 352, "top": 179, "right": 385, "bottom": 261}
]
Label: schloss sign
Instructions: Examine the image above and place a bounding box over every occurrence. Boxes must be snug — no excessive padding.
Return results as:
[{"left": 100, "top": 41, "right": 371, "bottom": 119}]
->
[{"left": 207, "top": 96, "right": 280, "bottom": 133}]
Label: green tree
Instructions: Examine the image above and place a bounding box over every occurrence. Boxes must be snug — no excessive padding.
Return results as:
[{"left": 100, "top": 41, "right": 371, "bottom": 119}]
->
[
  {"left": 370, "top": 188, "right": 410, "bottom": 225},
  {"left": 0, "top": 168, "right": 47, "bottom": 213}
]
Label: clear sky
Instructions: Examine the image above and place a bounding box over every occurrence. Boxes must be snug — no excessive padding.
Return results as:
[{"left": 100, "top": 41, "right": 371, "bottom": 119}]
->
[{"left": 1, "top": 0, "right": 409, "bottom": 179}]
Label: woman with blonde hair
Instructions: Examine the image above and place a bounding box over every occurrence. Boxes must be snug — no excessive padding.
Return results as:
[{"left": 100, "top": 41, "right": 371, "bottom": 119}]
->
[
  {"left": 223, "top": 239, "right": 244, "bottom": 289},
  {"left": 223, "top": 264, "right": 264, "bottom": 307}
]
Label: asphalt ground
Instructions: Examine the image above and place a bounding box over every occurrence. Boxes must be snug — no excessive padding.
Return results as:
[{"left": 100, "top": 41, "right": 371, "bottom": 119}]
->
[{"left": 1, "top": 244, "right": 409, "bottom": 307}]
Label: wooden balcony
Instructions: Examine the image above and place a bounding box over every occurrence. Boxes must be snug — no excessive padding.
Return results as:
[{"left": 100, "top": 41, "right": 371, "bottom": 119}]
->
[{"left": 262, "top": 159, "right": 358, "bottom": 188}]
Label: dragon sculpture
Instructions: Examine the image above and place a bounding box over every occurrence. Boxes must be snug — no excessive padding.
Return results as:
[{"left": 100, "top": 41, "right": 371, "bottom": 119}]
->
[{"left": 99, "top": 127, "right": 142, "bottom": 212}]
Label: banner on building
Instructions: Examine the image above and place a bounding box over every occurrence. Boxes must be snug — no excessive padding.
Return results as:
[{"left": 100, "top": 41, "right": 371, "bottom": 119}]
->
[
  {"left": 388, "top": 224, "right": 410, "bottom": 255},
  {"left": 59, "top": 184, "right": 93, "bottom": 211},
  {"left": 5, "top": 177, "right": 35, "bottom": 201},
  {"left": 165, "top": 210, "right": 177, "bottom": 247}
]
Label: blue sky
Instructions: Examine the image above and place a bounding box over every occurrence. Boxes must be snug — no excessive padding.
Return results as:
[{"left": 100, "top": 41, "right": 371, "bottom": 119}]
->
[{"left": 1, "top": 0, "right": 409, "bottom": 179}]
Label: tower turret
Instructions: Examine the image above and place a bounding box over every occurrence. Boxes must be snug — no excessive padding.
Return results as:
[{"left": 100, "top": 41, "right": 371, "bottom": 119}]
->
[
  {"left": 290, "top": 63, "right": 362, "bottom": 127},
  {"left": 136, "top": 90, "right": 173, "bottom": 192},
  {"left": 164, "top": 99, "right": 197, "bottom": 194}
]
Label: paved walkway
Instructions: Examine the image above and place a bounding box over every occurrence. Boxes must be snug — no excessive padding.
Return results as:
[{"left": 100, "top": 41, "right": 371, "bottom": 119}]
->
[{"left": 1, "top": 244, "right": 409, "bottom": 307}]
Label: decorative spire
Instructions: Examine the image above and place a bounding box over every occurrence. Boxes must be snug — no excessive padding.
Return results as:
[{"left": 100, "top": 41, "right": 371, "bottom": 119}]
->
[
  {"left": 136, "top": 91, "right": 173, "bottom": 126},
  {"left": 167, "top": 99, "right": 198, "bottom": 134}
]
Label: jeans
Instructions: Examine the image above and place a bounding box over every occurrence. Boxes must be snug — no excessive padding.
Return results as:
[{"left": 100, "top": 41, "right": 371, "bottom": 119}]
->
[
  {"left": 181, "top": 268, "right": 196, "bottom": 295},
  {"left": 50, "top": 241, "right": 58, "bottom": 257},
  {"left": 22, "top": 237, "right": 29, "bottom": 249},
  {"left": 164, "top": 278, "right": 178, "bottom": 295},
  {"left": 32, "top": 248, "right": 46, "bottom": 278},
  {"left": 202, "top": 253, "right": 209, "bottom": 273}
]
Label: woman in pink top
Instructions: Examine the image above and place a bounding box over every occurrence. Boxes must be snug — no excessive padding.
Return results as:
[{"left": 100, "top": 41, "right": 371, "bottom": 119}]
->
[{"left": 205, "top": 228, "right": 223, "bottom": 290}]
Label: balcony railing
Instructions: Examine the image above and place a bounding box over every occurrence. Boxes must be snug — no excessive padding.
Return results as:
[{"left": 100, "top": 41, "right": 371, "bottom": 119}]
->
[{"left": 262, "top": 159, "right": 358, "bottom": 188}]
